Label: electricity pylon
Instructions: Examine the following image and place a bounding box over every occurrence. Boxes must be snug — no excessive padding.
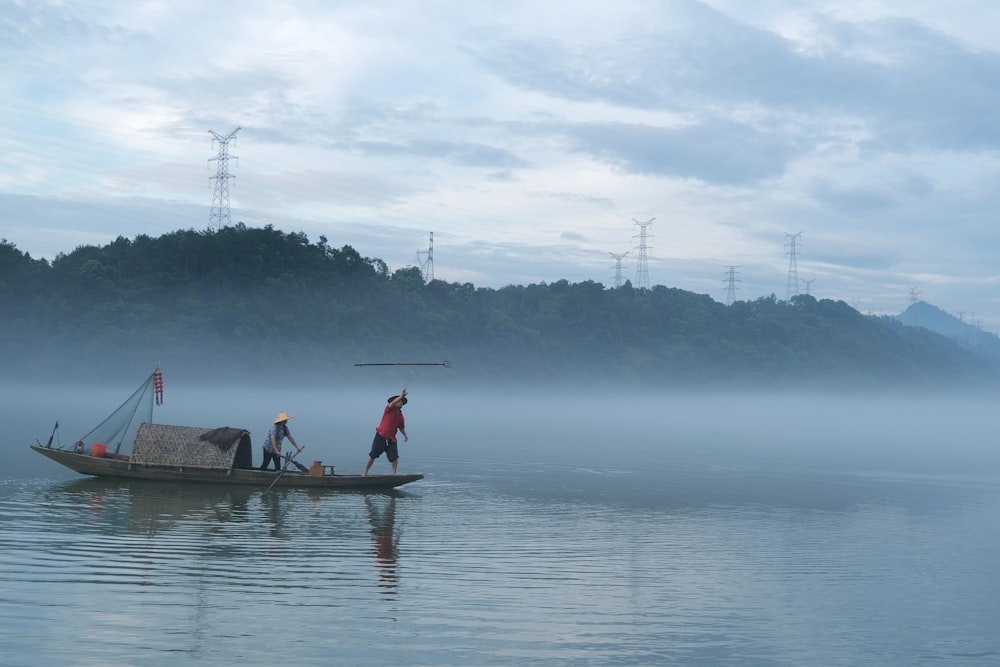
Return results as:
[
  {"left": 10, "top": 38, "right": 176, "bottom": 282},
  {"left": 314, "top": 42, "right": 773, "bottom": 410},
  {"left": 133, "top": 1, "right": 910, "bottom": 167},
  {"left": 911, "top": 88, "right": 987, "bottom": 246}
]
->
[
  {"left": 724, "top": 265, "right": 741, "bottom": 305},
  {"left": 417, "top": 232, "right": 434, "bottom": 282},
  {"left": 208, "top": 127, "right": 241, "bottom": 231},
  {"left": 784, "top": 231, "right": 802, "bottom": 301},
  {"left": 632, "top": 218, "right": 654, "bottom": 290},
  {"left": 609, "top": 251, "right": 629, "bottom": 288}
]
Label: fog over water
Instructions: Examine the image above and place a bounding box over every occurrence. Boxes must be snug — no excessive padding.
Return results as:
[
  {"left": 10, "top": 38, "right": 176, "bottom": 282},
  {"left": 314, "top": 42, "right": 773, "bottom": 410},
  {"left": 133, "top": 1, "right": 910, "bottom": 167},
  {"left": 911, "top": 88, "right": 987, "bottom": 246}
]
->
[
  {"left": 6, "top": 373, "right": 1000, "bottom": 666},
  {"left": 12, "top": 374, "right": 1000, "bottom": 484}
]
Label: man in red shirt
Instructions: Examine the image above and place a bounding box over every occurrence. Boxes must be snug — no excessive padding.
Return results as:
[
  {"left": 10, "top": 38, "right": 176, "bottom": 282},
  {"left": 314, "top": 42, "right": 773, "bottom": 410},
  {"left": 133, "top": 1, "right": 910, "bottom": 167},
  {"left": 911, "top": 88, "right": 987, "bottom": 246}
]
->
[{"left": 362, "top": 388, "right": 408, "bottom": 476}]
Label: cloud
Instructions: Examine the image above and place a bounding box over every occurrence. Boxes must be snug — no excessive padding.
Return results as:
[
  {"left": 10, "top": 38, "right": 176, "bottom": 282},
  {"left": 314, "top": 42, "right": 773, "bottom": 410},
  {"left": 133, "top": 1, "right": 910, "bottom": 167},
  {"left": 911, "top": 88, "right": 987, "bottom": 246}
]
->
[
  {"left": 354, "top": 139, "right": 527, "bottom": 168},
  {"left": 3, "top": 1, "right": 1000, "bottom": 330},
  {"left": 565, "top": 119, "right": 794, "bottom": 184},
  {"left": 809, "top": 169, "right": 934, "bottom": 215}
]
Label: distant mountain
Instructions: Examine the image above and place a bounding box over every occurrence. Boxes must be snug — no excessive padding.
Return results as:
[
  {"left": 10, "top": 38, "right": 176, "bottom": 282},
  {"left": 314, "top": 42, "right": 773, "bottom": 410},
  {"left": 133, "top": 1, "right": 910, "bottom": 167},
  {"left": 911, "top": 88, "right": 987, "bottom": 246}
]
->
[{"left": 897, "top": 301, "right": 1000, "bottom": 361}]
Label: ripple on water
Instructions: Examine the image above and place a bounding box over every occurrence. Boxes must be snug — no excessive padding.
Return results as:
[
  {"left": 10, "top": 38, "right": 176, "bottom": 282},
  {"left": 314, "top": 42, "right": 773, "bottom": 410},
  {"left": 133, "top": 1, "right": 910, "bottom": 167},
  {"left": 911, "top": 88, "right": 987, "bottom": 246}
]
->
[{"left": 1, "top": 468, "right": 999, "bottom": 666}]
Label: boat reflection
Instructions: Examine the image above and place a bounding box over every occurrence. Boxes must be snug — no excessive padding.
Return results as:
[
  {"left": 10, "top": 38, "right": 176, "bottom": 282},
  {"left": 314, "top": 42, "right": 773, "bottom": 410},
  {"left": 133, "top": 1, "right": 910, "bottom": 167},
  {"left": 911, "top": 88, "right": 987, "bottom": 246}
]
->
[
  {"left": 41, "top": 479, "right": 416, "bottom": 594},
  {"left": 46, "top": 478, "right": 256, "bottom": 537}
]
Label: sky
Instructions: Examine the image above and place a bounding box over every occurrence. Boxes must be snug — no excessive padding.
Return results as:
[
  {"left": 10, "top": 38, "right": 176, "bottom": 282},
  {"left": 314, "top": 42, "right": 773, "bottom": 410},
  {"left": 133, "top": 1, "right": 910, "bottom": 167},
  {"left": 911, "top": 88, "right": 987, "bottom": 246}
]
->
[{"left": 3, "top": 0, "right": 1000, "bottom": 331}]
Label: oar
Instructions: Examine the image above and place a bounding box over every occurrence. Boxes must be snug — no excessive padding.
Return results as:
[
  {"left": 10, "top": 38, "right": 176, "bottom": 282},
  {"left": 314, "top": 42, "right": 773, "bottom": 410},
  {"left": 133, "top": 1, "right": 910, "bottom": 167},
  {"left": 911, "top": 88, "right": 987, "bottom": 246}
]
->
[
  {"left": 265, "top": 447, "right": 305, "bottom": 493},
  {"left": 354, "top": 361, "right": 450, "bottom": 367}
]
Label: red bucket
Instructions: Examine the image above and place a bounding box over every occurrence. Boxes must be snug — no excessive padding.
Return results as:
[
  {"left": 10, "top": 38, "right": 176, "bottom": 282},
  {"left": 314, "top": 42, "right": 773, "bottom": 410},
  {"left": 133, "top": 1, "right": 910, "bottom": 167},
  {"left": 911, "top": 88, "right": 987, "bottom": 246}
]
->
[{"left": 91, "top": 443, "right": 108, "bottom": 458}]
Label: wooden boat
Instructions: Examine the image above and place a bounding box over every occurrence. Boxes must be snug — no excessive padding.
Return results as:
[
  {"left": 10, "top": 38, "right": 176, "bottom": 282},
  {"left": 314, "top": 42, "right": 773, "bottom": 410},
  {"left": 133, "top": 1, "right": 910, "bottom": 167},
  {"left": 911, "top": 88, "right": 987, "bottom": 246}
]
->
[{"left": 31, "top": 370, "right": 423, "bottom": 491}]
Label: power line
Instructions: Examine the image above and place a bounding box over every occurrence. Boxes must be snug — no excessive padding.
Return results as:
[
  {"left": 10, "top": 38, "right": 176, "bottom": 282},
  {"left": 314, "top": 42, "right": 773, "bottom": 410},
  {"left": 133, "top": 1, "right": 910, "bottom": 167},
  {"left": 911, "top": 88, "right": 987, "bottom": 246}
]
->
[{"left": 208, "top": 127, "right": 241, "bottom": 231}]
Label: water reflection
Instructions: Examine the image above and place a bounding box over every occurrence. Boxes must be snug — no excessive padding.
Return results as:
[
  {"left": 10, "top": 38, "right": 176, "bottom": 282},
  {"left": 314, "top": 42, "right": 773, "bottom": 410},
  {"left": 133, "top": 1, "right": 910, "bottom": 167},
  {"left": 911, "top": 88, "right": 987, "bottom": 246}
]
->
[
  {"left": 365, "top": 493, "right": 400, "bottom": 595},
  {"left": 23, "top": 479, "right": 419, "bottom": 605},
  {"left": 47, "top": 478, "right": 255, "bottom": 536},
  {"left": 262, "top": 489, "right": 284, "bottom": 538}
]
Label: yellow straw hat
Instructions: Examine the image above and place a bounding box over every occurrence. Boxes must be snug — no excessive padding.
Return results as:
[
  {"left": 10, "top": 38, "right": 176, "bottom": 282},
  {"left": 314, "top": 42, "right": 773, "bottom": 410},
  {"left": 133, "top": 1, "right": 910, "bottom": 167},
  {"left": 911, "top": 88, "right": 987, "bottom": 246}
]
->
[{"left": 274, "top": 411, "right": 293, "bottom": 423}]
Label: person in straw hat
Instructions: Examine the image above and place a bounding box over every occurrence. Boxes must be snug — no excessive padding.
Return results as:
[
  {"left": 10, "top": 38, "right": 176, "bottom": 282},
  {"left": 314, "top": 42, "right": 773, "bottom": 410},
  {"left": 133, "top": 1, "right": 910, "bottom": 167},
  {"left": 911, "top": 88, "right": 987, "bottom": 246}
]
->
[{"left": 259, "top": 411, "right": 302, "bottom": 471}]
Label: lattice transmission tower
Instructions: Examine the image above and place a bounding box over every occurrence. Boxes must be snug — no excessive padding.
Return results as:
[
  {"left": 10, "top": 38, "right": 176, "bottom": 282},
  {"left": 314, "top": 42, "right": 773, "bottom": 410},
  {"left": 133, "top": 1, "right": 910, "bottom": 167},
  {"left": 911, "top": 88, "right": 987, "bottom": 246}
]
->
[
  {"left": 609, "top": 251, "right": 629, "bottom": 288},
  {"left": 417, "top": 232, "right": 434, "bottom": 283},
  {"left": 803, "top": 278, "right": 815, "bottom": 296},
  {"left": 632, "top": 218, "right": 654, "bottom": 290},
  {"left": 208, "top": 127, "right": 241, "bottom": 231},
  {"left": 784, "top": 231, "right": 802, "bottom": 301},
  {"left": 908, "top": 285, "right": 921, "bottom": 325},
  {"left": 724, "top": 265, "right": 741, "bottom": 305}
]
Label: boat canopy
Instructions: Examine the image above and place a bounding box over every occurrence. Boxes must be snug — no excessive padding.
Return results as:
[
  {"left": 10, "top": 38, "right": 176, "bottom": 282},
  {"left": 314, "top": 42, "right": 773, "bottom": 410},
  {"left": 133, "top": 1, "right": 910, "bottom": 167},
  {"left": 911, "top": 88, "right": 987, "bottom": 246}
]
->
[{"left": 131, "top": 424, "right": 254, "bottom": 470}]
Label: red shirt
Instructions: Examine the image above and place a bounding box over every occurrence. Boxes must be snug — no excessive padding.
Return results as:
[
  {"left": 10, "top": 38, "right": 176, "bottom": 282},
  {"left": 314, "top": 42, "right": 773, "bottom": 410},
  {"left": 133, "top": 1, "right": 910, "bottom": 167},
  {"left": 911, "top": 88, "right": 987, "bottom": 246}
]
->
[{"left": 375, "top": 405, "right": 405, "bottom": 442}]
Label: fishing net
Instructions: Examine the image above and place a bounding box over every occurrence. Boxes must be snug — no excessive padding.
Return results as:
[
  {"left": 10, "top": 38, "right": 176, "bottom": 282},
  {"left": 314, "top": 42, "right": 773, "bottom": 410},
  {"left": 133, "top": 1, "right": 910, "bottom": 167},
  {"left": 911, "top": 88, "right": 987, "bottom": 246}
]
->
[{"left": 74, "top": 371, "right": 157, "bottom": 456}]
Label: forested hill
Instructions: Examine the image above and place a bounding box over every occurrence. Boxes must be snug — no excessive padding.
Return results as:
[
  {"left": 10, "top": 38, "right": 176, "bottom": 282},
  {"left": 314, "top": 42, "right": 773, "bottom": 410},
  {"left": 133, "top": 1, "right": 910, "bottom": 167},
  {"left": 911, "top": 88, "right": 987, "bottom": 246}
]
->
[{"left": 1, "top": 224, "right": 994, "bottom": 387}]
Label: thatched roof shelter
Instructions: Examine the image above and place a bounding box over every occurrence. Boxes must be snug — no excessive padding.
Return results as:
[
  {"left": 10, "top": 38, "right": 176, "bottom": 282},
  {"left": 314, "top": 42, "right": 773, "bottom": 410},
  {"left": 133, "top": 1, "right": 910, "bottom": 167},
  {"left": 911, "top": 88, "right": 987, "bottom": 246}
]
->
[{"left": 131, "top": 424, "right": 254, "bottom": 470}]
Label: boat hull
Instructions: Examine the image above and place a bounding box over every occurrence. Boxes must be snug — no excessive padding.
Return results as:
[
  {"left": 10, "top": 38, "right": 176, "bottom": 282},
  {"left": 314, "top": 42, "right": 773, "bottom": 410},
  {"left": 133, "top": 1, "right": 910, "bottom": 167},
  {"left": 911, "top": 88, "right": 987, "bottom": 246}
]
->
[{"left": 31, "top": 445, "right": 422, "bottom": 490}]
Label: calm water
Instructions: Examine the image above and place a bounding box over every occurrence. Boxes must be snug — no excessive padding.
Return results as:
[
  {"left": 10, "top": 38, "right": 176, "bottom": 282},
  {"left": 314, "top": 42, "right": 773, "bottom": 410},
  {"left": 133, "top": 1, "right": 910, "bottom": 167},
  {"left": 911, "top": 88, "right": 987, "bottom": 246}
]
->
[{"left": 3, "top": 384, "right": 1000, "bottom": 666}]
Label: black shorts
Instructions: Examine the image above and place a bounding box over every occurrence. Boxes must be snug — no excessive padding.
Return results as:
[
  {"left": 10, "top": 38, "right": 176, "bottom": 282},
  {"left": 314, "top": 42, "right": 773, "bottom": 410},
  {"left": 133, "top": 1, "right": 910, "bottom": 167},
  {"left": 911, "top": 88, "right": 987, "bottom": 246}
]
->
[{"left": 369, "top": 434, "right": 399, "bottom": 462}]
